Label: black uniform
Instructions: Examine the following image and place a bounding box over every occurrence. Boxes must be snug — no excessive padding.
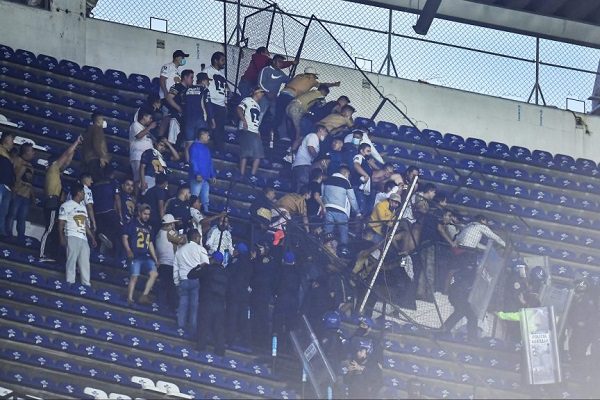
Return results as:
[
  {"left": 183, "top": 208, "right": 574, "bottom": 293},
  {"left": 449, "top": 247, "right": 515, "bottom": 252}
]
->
[
  {"left": 568, "top": 290, "right": 598, "bottom": 363},
  {"left": 443, "top": 265, "right": 478, "bottom": 340},
  {"left": 197, "top": 261, "right": 229, "bottom": 356},
  {"left": 272, "top": 262, "right": 302, "bottom": 341},
  {"left": 250, "top": 255, "right": 277, "bottom": 350},
  {"left": 301, "top": 274, "right": 335, "bottom": 329},
  {"left": 225, "top": 253, "right": 253, "bottom": 346}
]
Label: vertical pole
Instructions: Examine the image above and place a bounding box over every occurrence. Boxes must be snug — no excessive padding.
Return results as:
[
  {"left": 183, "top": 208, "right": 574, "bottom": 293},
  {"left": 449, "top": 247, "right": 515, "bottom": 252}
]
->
[
  {"left": 290, "top": 15, "right": 314, "bottom": 78},
  {"left": 266, "top": 6, "right": 276, "bottom": 49},
  {"left": 386, "top": 8, "right": 393, "bottom": 76},
  {"left": 223, "top": 0, "right": 229, "bottom": 81},
  {"left": 236, "top": 0, "right": 242, "bottom": 46},
  {"left": 535, "top": 37, "right": 540, "bottom": 105}
]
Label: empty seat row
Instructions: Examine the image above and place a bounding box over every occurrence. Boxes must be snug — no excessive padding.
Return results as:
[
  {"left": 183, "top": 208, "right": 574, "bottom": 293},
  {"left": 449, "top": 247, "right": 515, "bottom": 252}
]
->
[
  {"left": 0, "top": 45, "right": 156, "bottom": 94},
  {"left": 357, "top": 118, "right": 599, "bottom": 178}
]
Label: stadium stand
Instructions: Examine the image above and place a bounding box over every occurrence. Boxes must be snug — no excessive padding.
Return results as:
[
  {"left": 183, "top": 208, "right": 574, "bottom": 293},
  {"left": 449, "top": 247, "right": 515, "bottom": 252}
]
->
[{"left": 0, "top": 37, "right": 597, "bottom": 399}]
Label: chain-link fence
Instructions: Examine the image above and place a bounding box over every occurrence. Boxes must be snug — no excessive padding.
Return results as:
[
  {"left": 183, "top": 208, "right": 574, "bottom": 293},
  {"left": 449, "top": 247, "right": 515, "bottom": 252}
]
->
[{"left": 92, "top": 0, "right": 599, "bottom": 111}]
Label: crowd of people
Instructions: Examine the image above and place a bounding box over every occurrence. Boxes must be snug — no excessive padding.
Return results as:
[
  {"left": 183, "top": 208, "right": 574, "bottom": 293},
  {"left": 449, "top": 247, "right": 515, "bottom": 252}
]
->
[{"left": 0, "top": 46, "right": 596, "bottom": 388}]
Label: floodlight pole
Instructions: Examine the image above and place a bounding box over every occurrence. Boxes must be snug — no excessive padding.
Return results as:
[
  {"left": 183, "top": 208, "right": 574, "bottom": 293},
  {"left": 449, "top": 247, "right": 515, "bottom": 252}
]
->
[
  {"left": 527, "top": 37, "right": 546, "bottom": 106},
  {"left": 378, "top": 9, "right": 398, "bottom": 77},
  {"left": 359, "top": 176, "right": 419, "bottom": 315}
]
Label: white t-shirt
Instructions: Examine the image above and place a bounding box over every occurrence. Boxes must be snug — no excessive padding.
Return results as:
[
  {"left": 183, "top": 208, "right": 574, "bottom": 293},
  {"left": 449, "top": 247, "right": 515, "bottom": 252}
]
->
[
  {"left": 159, "top": 62, "right": 180, "bottom": 99},
  {"left": 129, "top": 121, "right": 153, "bottom": 161},
  {"left": 58, "top": 199, "right": 88, "bottom": 240},
  {"left": 293, "top": 133, "right": 320, "bottom": 167},
  {"left": 204, "top": 65, "right": 228, "bottom": 107},
  {"left": 190, "top": 208, "right": 204, "bottom": 236},
  {"left": 155, "top": 229, "right": 176, "bottom": 266},
  {"left": 238, "top": 97, "right": 261, "bottom": 133},
  {"left": 173, "top": 241, "right": 209, "bottom": 286}
]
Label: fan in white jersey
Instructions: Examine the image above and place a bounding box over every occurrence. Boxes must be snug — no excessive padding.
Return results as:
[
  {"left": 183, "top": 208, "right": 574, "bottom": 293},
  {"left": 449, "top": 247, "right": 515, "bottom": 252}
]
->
[{"left": 237, "top": 87, "right": 266, "bottom": 178}]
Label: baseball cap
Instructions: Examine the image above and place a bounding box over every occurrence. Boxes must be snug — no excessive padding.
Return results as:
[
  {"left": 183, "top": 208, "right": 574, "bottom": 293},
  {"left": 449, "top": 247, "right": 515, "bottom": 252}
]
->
[
  {"left": 196, "top": 72, "right": 212, "bottom": 82},
  {"left": 304, "top": 66, "right": 318, "bottom": 76},
  {"left": 388, "top": 193, "right": 402, "bottom": 203},
  {"left": 161, "top": 214, "right": 179, "bottom": 224},
  {"left": 0, "top": 114, "right": 17, "bottom": 127},
  {"left": 173, "top": 50, "right": 189, "bottom": 59}
]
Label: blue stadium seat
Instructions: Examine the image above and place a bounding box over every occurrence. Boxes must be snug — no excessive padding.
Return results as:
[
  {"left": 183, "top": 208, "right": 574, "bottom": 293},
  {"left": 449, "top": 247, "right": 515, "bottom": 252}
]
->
[
  {"left": 14, "top": 49, "right": 38, "bottom": 67},
  {"left": 483, "top": 180, "right": 505, "bottom": 193},
  {"left": 483, "top": 163, "right": 505, "bottom": 177},
  {"left": 434, "top": 154, "right": 456, "bottom": 167},
  {"left": 129, "top": 73, "right": 153, "bottom": 92},
  {"left": 554, "top": 153, "right": 576, "bottom": 172},
  {"left": 105, "top": 69, "right": 128, "bottom": 88},
  {"left": 409, "top": 149, "right": 435, "bottom": 163},
  {"left": 460, "top": 176, "right": 484, "bottom": 190},
  {"left": 532, "top": 150, "right": 555, "bottom": 168},
  {"left": 80, "top": 65, "right": 104, "bottom": 83},
  {"left": 389, "top": 145, "right": 410, "bottom": 160},
  {"left": 458, "top": 158, "right": 481, "bottom": 171},
  {"left": 354, "top": 117, "right": 375, "bottom": 131},
  {"left": 57, "top": 59, "right": 81, "bottom": 77},
  {"left": 432, "top": 171, "right": 457, "bottom": 186},
  {"left": 36, "top": 54, "right": 59, "bottom": 71},
  {"left": 531, "top": 172, "right": 554, "bottom": 185},
  {"left": 0, "top": 44, "right": 13, "bottom": 61},
  {"left": 452, "top": 193, "right": 478, "bottom": 208}
]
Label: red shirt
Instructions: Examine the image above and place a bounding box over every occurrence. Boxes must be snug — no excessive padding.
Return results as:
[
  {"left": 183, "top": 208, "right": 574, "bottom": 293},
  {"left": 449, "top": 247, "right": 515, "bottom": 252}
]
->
[{"left": 241, "top": 53, "right": 294, "bottom": 84}]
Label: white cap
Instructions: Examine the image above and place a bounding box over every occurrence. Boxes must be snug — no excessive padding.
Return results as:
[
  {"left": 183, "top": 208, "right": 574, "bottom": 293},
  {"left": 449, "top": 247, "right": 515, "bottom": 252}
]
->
[
  {"left": 0, "top": 114, "right": 17, "bottom": 127},
  {"left": 304, "top": 66, "right": 318, "bottom": 76},
  {"left": 161, "top": 214, "right": 179, "bottom": 224}
]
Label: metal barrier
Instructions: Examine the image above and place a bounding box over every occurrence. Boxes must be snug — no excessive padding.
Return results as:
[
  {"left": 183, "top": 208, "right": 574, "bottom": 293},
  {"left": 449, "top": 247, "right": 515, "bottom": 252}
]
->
[{"left": 91, "top": 0, "right": 599, "bottom": 111}]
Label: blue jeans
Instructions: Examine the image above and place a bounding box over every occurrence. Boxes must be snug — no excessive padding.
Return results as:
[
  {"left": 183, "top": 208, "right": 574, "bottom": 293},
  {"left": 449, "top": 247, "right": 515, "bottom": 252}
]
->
[
  {"left": 0, "top": 185, "right": 12, "bottom": 236},
  {"left": 177, "top": 279, "right": 200, "bottom": 331},
  {"left": 129, "top": 256, "right": 157, "bottom": 277},
  {"left": 7, "top": 195, "right": 30, "bottom": 239},
  {"left": 324, "top": 209, "right": 349, "bottom": 246},
  {"left": 274, "top": 92, "right": 294, "bottom": 139},
  {"left": 189, "top": 179, "right": 210, "bottom": 213},
  {"left": 184, "top": 118, "right": 208, "bottom": 142}
]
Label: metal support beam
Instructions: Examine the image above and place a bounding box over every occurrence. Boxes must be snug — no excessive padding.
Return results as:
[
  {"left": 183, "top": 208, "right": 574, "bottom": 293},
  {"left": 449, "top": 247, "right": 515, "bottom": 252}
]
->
[
  {"left": 413, "top": 0, "right": 442, "bottom": 35},
  {"left": 377, "top": 9, "right": 398, "bottom": 77},
  {"left": 527, "top": 37, "right": 546, "bottom": 106},
  {"left": 359, "top": 176, "right": 419, "bottom": 315}
]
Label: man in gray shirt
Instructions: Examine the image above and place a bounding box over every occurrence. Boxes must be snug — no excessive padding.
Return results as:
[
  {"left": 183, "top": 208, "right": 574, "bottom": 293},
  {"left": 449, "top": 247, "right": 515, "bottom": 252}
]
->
[{"left": 258, "top": 55, "right": 291, "bottom": 122}]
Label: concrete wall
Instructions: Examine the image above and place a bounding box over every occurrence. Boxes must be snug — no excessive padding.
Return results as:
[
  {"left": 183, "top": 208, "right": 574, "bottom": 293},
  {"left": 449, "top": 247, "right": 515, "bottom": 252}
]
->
[{"left": 0, "top": 0, "right": 599, "bottom": 161}]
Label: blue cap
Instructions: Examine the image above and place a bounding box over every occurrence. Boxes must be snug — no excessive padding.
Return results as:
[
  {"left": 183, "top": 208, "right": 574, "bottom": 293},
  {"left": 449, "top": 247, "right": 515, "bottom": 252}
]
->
[
  {"left": 236, "top": 242, "right": 249, "bottom": 254},
  {"left": 212, "top": 251, "right": 224, "bottom": 264},
  {"left": 283, "top": 251, "right": 296, "bottom": 265},
  {"left": 355, "top": 337, "right": 373, "bottom": 353}
]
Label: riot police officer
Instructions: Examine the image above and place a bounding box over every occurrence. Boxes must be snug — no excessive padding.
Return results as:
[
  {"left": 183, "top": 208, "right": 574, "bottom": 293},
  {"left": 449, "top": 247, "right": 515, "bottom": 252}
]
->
[
  {"left": 250, "top": 242, "right": 277, "bottom": 351},
  {"left": 225, "top": 242, "right": 253, "bottom": 347},
  {"left": 191, "top": 251, "right": 229, "bottom": 356},
  {"left": 272, "top": 250, "right": 302, "bottom": 351}
]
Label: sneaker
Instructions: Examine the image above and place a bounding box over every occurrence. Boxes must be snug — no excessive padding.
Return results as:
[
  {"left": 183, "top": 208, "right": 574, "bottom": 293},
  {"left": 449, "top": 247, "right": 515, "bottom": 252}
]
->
[
  {"left": 98, "top": 233, "right": 113, "bottom": 249},
  {"left": 282, "top": 154, "right": 293, "bottom": 164},
  {"left": 39, "top": 257, "right": 56, "bottom": 263}
]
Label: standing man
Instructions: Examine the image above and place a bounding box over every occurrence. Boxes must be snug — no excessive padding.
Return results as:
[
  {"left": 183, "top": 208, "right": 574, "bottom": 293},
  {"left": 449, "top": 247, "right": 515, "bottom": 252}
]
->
[
  {"left": 352, "top": 143, "right": 373, "bottom": 215},
  {"left": 82, "top": 112, "right": 110, "bottom": 181},
  {"left": 165, "top": 184, "right": 192, "bottom": 230},
  {"left": 58, "top": 184, "right": 97, "bottom": 286},
  {"left": 159, "top": 50, "right": 189, "bottom": 100},
  {"left": 319, "top": 105, "right": 355, "bottom": 135},
  {"left": 225, "top": 242, "right": 253, "bottom": 347},
  {"left": 276, "top": 186, "right": 311, "bottom": 233},
  {"left": 182, "top": 72, "right": 215, "bottom": 163},
  {"left": 189, "top": 129, "right": 215, "bottom": 214},
  {"left": 0, "top": 132, "right": 15, "bottom": 239},
  {"left": 116, "top": 178, "right": 136, "bottom": 226},
  {"left": 456, "top": 214, "right": 506, "bottom": 250},
  {"left": 165, "top": 69, "right": 194, "bottom": 146},
  {"left": 240, "top": 47, "right": 296, "bottom": 97},
  {"left": 129, "top": 110, "right": 157, "bottom": 192},
  {"left": 7, "top": 142, "right": 35, "bottom": 240},
  {"left": 258, "top": 54, "right": 294, "bottom": 123},
  {"left": 193, "top": 251, "right": 229, "bottom": 356},
  {"left": 204, "top": 214, "right": 234, "bottom": 256},
  {"left": 122, "top": 204, "right": 159, "bottom": 305},
  {"left": 237, "top": 87, "right": 266, "bottom": 179},
  {"left": 155, "top": 214, "right": 187, "bottom": 311},
  {"left": 322, "top": 165, "right": 361, "bottom": 257},
  {"left": 204, "top": 52, "right": 230, "bottom": 151},
  {"left": 173, "top": 229, "right": 208, "bottom": 333},
  {"left": 40, "top": 137, "right": 81, "bottom": 262},
  {"left": 143, "top": 174, "right": 169, "bottom": 237},
  {"left": 291, "top": 125, "right": 328, "bottom": 192},
  {"left": 91, "top": 166, "right": 121, "bottom": 254},
  {"left": 139, "top": 136, "right": 179, "bottom": 194}
]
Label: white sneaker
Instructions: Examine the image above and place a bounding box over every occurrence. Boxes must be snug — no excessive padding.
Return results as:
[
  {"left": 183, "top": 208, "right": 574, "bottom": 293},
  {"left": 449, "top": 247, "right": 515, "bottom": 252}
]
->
[{"left": 283, "top": 154, "right": 293, "bottom": 164}]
